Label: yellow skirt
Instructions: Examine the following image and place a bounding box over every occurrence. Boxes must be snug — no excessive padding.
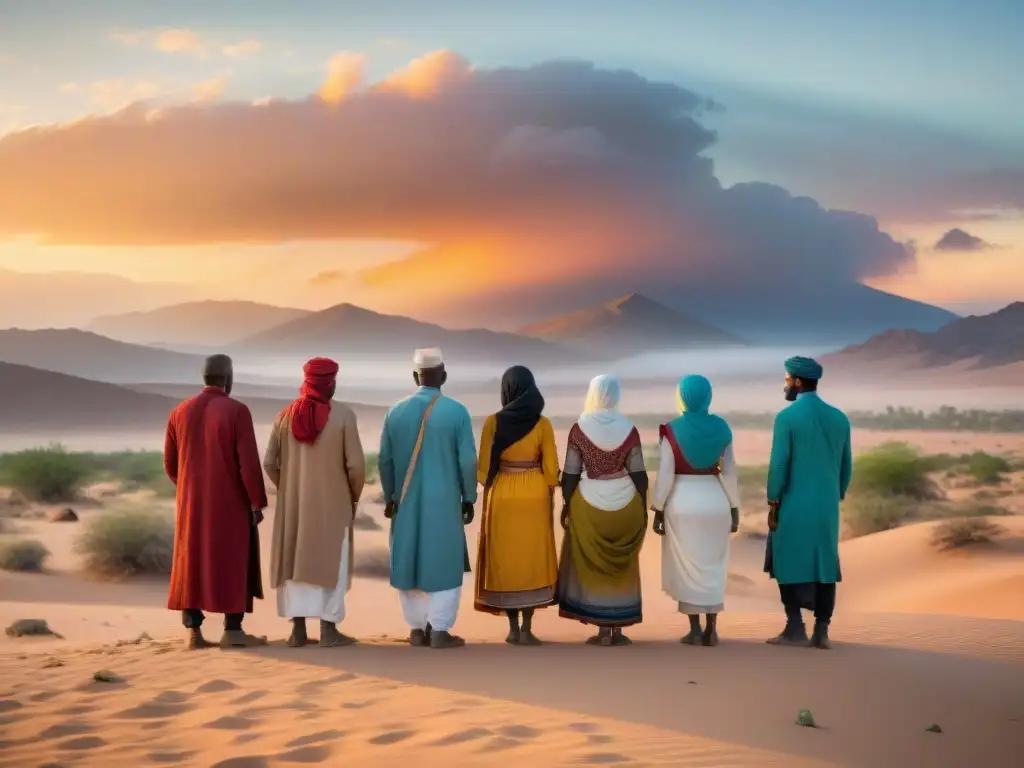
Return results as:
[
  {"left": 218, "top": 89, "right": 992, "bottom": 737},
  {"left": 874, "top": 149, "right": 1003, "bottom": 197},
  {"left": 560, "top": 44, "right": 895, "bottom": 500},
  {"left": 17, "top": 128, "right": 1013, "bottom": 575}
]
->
[{"left": 474, "top": 468, "right": 558, "bottom": 614}]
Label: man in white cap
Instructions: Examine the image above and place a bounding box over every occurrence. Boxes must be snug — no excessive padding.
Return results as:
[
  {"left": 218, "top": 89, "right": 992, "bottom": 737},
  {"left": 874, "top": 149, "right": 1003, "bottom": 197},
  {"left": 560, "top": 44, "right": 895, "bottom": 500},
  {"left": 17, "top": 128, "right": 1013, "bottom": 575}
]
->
[{"left": 379, "top": 348, "right": 477, "bottom": 648}]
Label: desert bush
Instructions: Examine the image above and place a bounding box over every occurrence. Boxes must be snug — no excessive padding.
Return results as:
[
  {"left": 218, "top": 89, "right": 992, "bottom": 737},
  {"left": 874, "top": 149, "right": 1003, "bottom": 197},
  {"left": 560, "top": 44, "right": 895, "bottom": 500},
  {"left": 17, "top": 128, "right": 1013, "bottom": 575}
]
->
[
  {"left": 364, "top": 452, "right": 380, "bottom": 484},
  {"left": 353, "top": 546, "right": 390, "bottom": 579},
  {"left": 959, "top": 451, "right": 1011, "bottom": 485},
  {"left": 83, "top": 451, "right": 174, "bottom": 498},
  {"left": 841, "top": 494, "right": 914, "bottom": 538},
  {"left": 75, "top": 508, "right": 175, "bottom": 577},
  {"left": 931, "top": 517, "right": 1006, "bottom": 550},
  {"left": 0, "top": 444, "right": 91, "bottom": 502},
  {"left": 0, "top": 537, "right": 50, "bottom": 572},
  {"left": 850, "top": 442, "right": 941, "bottom": 500}
]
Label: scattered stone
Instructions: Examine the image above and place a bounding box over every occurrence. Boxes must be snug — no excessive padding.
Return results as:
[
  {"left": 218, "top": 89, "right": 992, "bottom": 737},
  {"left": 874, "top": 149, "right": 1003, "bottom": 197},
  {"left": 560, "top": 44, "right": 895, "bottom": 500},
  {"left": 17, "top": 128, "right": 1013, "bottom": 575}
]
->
[
  {"left": 796, "top": 709, "right": 817, "bottom": 728},
  {"left": 687, "top": 680, "right": 697, "bottom": 685},
  {"left": 115, "top": 632, "right": 152, "bottom": 647},
  {"left": 51, "top": 508, "right": 78, "bottom": 523},
  {"left": 925, "top": 724, "right": 943, "bottom": 734},
  {"left": 42, "top": 657, "right": 64, "bottom": 669},
  {"left": 92, "top": 670, "right": 124, "bottom": 684},
  {"left": 5, "top": 619, "right": 63, "bottom": 639}
]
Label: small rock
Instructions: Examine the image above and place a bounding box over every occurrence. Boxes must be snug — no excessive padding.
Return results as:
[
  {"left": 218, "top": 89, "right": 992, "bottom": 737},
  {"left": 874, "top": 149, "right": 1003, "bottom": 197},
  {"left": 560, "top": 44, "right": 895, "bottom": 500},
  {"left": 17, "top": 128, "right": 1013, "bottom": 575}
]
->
[
  {"left": 92, "top": 670, "right": 123, "bottom": 684},
  {"left": 925, "top": 724, "right": 943, "bottom": 734},
  {"left": 687, "top": 680, "right": 697, "bottom": 685},
  {"left": 51, "top": 508, "right": 78, "bottom": 523},
  {"left": 5, "top": 619, "right": 63, "bottom": 639},
  {"left": 42, "top": 657, "right": 64, "bottom": 669},
  {"left": 796, "top": 709, "right": 817, "bottom": 728}
]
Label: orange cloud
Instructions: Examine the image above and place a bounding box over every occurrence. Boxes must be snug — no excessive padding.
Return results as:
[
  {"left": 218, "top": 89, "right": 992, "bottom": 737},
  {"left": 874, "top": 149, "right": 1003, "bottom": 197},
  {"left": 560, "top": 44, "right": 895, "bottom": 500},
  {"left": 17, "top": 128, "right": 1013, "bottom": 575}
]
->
[
  {"left": 193, "top": 76, "right": 228, "bottom": 103},
  {"left": 318, "top": 53, "right": 365, "bottom": 105},
  {"left": 223, "top": 40, "right": 261, "bottom": 59},
  {"left": 0, "top": 50, "right": 921, "bottom": 324}
]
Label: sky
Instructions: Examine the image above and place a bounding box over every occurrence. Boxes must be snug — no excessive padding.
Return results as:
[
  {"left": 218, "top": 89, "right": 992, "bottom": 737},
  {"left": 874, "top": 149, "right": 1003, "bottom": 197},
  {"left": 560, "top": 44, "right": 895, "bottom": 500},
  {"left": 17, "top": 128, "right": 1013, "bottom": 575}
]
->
[{"left": 0, "top": 0, "right": 1021, "bottom": 322}]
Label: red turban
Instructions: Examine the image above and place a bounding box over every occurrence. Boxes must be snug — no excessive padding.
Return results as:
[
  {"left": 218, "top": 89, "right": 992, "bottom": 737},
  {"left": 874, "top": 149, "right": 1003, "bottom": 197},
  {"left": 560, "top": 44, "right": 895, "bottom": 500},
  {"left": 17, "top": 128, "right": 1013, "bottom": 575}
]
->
[{"left": 288, "top": 357, "right": 339, "bottom": 444}]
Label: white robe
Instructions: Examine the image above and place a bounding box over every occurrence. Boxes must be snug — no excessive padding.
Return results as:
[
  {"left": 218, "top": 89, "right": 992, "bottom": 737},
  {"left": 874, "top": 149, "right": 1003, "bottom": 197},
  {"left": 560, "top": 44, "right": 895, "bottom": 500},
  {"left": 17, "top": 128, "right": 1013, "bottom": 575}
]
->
[
  {"left": 398, "top": 587, "right": 462, "bottom": 633},
  {"left": 652, "top": 437, "right": 740, "bottom": 613},
  {"left": 276, "top": 529, "right": 350, "bottom": 623}
]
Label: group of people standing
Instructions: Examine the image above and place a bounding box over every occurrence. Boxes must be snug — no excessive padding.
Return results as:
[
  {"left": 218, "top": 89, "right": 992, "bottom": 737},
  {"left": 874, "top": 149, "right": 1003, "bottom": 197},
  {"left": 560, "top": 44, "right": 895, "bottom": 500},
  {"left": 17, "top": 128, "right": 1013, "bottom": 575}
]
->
[{"left": 164, "top": 348, "right": 851, "bottom": 652}]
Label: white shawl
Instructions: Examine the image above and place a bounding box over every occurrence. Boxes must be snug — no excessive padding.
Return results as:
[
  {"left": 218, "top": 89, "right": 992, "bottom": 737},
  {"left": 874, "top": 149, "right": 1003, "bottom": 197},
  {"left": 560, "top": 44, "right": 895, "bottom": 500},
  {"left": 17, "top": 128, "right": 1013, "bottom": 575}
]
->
[{"left": 575, "top": 374, "right": 638, "bottom": 511}]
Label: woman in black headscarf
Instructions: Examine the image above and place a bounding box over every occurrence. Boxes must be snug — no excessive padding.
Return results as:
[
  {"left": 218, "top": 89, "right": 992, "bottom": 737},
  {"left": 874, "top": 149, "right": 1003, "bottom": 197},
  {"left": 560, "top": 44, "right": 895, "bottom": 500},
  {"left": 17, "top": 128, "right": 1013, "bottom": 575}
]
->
[{"left": 474, "top": 365, "right": 560, "bottom": 645}]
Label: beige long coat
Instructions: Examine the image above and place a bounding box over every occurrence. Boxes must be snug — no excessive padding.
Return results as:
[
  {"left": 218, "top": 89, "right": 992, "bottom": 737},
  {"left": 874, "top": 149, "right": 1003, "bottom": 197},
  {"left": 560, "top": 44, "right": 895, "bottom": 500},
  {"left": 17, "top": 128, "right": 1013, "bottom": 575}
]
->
[{"left": 264, "top": 402, "right": 366, "bottom": 590}]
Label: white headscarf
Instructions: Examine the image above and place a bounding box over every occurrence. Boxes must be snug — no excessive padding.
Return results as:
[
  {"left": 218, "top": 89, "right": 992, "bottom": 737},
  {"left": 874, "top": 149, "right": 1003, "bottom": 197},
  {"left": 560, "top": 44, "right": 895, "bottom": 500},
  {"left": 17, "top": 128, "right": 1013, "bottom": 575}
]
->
[{"left": 576, "top": 374, "right": 635, "bottom": 450}]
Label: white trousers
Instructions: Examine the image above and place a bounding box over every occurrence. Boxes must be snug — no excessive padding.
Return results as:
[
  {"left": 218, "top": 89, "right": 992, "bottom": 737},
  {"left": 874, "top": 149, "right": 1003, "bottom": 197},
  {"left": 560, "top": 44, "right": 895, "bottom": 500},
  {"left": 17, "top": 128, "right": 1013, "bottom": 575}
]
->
[
  {"left": 276, "top": 530, "right": 349, "bottom": 624},
  {"left": 398, "top": 587, "right": 462, "bottom": 633}
]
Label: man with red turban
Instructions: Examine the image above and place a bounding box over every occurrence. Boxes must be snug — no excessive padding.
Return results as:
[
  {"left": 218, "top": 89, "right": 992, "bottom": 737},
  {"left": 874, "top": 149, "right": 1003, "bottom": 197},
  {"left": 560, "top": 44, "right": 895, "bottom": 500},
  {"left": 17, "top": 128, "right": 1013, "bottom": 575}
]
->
[{"left": 264, "top": 357, "right": 367, "bottom": 647}]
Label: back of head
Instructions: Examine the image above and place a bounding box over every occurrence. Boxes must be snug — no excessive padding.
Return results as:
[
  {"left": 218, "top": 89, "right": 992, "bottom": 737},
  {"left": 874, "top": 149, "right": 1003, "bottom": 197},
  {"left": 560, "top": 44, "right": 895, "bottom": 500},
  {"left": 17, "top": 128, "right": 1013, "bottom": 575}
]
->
[
  {"left": 500, "top": 365, "right": 538, "bottom": 408},
  {"left": 678, "top": 374, "right": 713, "bottom": 415},
  {"left": 202, "top": 353, "right": 234, "bottom": 392},
  {"left": 583, "top": 374, "right": 621, "bottom": 413},
  {"left": 413, "top": 347, "right": 446, "bottom": 389}
]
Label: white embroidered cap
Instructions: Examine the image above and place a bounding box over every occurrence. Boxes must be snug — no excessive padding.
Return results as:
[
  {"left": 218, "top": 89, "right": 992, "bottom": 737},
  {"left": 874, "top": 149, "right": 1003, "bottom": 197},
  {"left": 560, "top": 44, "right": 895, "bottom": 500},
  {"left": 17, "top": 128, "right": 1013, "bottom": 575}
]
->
[{"left": 413, "top": 347, "right": 444, "bottom": 369}]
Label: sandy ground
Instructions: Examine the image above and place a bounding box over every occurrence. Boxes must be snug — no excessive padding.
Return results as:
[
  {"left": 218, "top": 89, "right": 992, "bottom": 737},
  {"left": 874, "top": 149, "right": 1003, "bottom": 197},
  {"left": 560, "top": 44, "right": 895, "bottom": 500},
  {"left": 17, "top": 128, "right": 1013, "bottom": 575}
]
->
[{"left": 1, "top": 429, "right": 1023, "bottom": 766}]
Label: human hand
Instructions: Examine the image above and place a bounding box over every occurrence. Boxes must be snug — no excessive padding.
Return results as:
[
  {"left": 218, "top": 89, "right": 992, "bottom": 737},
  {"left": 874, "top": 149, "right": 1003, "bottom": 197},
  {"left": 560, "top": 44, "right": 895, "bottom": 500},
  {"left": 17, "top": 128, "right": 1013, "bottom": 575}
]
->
[
  {"left": 461, "top": 502, "right": 475, "bottom": 525},
  {"left": 653, "top": 510, "right": 665, "bottom": 536},
  {"left": 252, "top": 508, "right": 264, "bottom": 526},
  {"left": 730, "top": 507, "right": 739, "bottom": 534},
  {"left": 560, "top": 504, "right": 570, "bottom": 531},
  {"left": 384, "top": 501, "right": 396, "bottom": 520},
  {"left": 767, "top": 501, "right": 780, "bottom": 532}
]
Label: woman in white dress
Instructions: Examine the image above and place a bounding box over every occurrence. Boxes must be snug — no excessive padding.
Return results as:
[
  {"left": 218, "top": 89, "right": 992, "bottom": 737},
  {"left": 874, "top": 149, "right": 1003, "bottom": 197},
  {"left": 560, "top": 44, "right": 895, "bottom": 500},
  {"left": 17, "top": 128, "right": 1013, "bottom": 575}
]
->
[{"left": 651, "top": 374, "right": 739, "bottom": 646}]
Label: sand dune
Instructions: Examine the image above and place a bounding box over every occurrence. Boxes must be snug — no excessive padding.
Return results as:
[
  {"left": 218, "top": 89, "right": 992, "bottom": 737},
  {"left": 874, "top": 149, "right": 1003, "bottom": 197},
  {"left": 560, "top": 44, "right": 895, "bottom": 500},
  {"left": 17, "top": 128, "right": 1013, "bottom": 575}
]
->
[{"left": 1, "top": 486, "right": 1022, "bottom": 766}]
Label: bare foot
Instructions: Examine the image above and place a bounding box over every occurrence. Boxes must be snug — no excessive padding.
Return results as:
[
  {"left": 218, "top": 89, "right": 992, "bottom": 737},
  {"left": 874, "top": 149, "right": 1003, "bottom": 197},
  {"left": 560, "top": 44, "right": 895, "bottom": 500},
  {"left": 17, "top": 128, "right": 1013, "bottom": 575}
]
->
[
  {"left": 701, "top": 629, "right": 719, "bottom": 647},
  {"left": 611, "top": 630, "right": 632, "bottom": 646},
  {"left": 680, "top": 629, "right": 702, "bottom": 645},
  {"left": 219, "top": 630, "right": 268, "bottom": 649},
  {"left": 186, "top": 630, "right": 214, "bottom": 650},
  {"left": 505, "top": 629, "right": 521, "bottom": 645},
  {"left": 518, "top": 630, "right": 542, "bottom": 646},
  {"left": 430, "top": 631, "right": 466, "bottom": 649},
  {"left": 319, "top": 623, "right": 357, "bottom": 647}
]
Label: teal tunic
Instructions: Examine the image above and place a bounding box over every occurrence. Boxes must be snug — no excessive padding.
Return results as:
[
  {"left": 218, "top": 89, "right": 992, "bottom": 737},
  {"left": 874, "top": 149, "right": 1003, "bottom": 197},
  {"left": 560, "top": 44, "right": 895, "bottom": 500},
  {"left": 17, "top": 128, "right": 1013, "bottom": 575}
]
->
[
  {"left": 766, "top": 392, "right": 852, "bottom": 585},
  {"left": 379, "top": 387, "right": 478, "bottom": 593}
]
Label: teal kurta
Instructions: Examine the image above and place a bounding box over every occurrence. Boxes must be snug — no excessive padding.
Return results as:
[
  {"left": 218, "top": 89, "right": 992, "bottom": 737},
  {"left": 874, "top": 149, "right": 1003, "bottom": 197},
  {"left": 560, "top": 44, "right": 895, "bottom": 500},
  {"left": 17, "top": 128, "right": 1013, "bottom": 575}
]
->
[
  {"left": 379, "top": 386, "right": 478, "bottom": 593},
  {"left": 766, "top": 392, "right": 852, "bottom": 585}
]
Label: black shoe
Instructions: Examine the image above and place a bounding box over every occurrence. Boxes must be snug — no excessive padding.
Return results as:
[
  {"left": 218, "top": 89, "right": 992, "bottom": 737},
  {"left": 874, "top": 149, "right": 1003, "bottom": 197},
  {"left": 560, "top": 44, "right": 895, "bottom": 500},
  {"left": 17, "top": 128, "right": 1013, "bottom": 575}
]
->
[
  {"left": 766, "top": 622, "right": 808, "bottom": 646},
  {"left": 809, "top": 621, "right": 832, "bottom": 649}
]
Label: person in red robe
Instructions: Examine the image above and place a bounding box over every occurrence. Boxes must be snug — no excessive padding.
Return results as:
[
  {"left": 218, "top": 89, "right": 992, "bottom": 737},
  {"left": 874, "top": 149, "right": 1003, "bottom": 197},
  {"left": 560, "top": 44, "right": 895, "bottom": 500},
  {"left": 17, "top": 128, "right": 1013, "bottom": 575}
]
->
[{"left": 164, "top": 354, "right": 269, "bottom": 649}]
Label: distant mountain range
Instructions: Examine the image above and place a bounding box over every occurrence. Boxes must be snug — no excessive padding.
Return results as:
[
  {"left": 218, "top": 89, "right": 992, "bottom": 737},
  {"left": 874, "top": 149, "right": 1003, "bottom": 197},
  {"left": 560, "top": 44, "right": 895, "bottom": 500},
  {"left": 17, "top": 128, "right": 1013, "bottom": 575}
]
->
[
  {"left": 0, "top": 329, "right": 210, "bottom": 384},
  {"left": 232, "top": 302, "right": 585, "bottom": 366},
  {"left": 520, "top": 293, "right": 741, "bottom": 354},
  {"left": 88, "top": 300, "right": 312, "bottom": 348},
  {"left": 824, "top": 302, "right": 1024, "bottom": 383},
  {"left": 0, "top": 361, "right": 386, "bottom": 435}
]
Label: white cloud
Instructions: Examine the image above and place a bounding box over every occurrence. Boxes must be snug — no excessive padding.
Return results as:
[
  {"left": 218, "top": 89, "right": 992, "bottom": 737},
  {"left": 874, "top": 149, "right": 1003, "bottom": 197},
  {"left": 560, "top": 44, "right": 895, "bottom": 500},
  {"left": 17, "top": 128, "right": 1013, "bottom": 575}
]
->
[
  {"left": 192, "top": 76, "right": 228, "bottom": 102},
  {"left": 110, "top": 28, "right": 261, "bottom": 61},
  {"left": 223, "top": 40, "right": 261, "bottom": 59},
  {"left": 88, "top": 78, "right": 163, "bottom": 111}
]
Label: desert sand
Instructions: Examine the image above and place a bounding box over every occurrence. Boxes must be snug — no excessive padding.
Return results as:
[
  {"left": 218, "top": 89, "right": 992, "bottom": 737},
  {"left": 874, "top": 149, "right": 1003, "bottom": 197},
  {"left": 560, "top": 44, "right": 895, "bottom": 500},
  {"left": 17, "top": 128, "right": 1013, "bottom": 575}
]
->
[{"left": 1, "top": 429, "right": 1023, "bottom": 767}]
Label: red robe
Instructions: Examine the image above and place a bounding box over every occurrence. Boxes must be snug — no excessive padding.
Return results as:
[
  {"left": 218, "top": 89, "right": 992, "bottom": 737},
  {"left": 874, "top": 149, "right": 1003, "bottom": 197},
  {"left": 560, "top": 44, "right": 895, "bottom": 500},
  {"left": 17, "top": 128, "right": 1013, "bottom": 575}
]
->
[{"left": 164, "top": 387, "right": 268, "bottom": 614}]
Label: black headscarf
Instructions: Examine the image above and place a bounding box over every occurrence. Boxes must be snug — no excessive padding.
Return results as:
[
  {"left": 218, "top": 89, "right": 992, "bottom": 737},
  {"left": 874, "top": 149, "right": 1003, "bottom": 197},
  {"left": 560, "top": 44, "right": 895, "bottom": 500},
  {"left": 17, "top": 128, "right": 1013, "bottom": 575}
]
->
[{"left": 486, "top": 365, "right": 545, "bottom": 487}]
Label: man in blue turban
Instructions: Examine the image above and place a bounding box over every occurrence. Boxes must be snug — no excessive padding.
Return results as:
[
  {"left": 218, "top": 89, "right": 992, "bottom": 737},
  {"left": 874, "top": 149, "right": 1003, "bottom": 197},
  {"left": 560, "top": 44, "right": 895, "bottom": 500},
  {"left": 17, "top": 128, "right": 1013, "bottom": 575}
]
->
[{"left": 764, "top": 356, "right": 852, "bottom": 649}]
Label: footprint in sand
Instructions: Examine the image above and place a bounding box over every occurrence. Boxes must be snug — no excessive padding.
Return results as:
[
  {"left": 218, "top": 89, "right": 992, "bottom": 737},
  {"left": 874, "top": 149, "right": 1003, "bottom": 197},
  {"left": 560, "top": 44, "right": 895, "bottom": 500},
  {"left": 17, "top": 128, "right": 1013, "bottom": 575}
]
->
[
  {"left": 231, "top": 691, "right": 268, "bottom": 705},
  {"left": 205, "top": 715, "right": 257, "bottom": 730},
  {"left": 57, "top": 736, "right": 107, "bottom": 751},
  {"left": 38, "top": 722, "right": 97, "bottom": 740},
  {"left": 430, "top": 727, "right": 493, "bottom": 747},
  {"left": 586, "top": 734, "right": 615, "bottom": 745},
  {"left": 29, "top": 690, "right": 60, "bottom": 703},
  {"left": 369, "top": 729, "right": 416, "bottom": 745},
  {"left": 196, "top": 679, "right": 239, "bottom": 694},
  {"left": 286, "top": 729, "right": 346, "bottom": 749},
  {"left": 116, "top": 692, "right": 194, "bottom": 720},
  {"left": 568, "top": 722, "right": 599, "bottom": 733},
  {"left": 234, "top": 733, "right": 261, "bottom": 745},
  {"left": 0, "top": 700, "right": 22, "bottom": 714},
  {"left": 324, "top": 673, "right": 358, "bottom": 684},
  {"left": 210, "top": 758, "right": 270, "bottom": 768},
  {"left": 148, "top": 750, "right": 196, "bottom": 764},
  {"left": 153, "top": 690, "right": 191, "bottom": 704},
  {"left": 58, "top": 704, "right": 96, "bottom": 716},
  {"left": 499, "top": 724, "right": 542, "bottom": 739},
  {"left": 275, "top": 745, "right": 336, "bottom": 764},
  {"left": 578, "top": 754, "right": 632, "bottom": 764},
  {"left": 480, "top": 736, "right": 523, "bottom": 752},
  {"left": 340, "top": 700, "right": 374, "bottom": 710}
]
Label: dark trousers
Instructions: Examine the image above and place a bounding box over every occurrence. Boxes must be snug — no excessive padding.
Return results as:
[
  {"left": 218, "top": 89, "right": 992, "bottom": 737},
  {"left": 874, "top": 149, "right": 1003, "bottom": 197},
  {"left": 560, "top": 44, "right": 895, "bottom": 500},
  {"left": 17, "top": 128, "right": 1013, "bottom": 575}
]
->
[
  {"left": 779, "top": 582, "right": 836, "bottom": 624},
  {"left": 182, "top": 609, "right": 243, "bottom": 631}
]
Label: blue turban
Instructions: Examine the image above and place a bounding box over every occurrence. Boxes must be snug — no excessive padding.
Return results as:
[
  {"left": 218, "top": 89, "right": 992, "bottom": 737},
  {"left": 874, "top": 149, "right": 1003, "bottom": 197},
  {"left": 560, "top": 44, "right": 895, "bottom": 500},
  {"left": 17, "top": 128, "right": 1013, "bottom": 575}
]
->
[
  {"left": 666, "top": 375, "right": 733, "bottom": 470},
  {"left": 785, "top": 356, "right": 823, "bottom": 380}
]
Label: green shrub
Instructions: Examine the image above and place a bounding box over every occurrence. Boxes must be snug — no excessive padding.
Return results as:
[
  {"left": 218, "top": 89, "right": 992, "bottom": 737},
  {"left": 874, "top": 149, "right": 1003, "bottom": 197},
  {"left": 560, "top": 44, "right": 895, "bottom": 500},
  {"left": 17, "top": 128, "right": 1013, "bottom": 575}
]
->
[
  {"left": 960, "top": 451, "right": 1011, "bottom": 485},
  {"left": 0, "top": 444, "right": 91, "bottom": 502},
  {"left": 931, "top": 517, "right": 1006, "bottom": 550},
  {"left": 82, "top": 451, "right": 174, "bottom": 498},
  {"left": 842, "top": 494, "right": 914, "bottom": 538},
  {"left": 75, "top": 508, "right": 175, "bottom": 577},
  {"left": 364, "top": 453, "right": 380, "bottom": 484},
  {"left": 0, "top": 537, "right": 50, "bottom": 572},
  {"left": 850, "top": 442, "right": 941, "bottom": 500}
]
